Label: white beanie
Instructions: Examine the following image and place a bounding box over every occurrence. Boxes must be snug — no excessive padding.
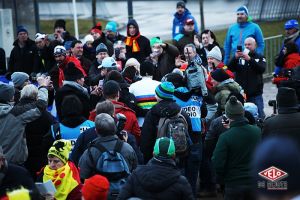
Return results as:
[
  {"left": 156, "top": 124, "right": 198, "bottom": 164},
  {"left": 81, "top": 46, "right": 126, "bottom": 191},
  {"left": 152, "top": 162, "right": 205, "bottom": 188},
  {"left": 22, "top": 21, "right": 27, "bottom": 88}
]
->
[
  {"left": 207, "top": 46, "right": 222, "bottom": 61},
  {"left": 125, "top": 58, "right": 140, "bottom": 72}
]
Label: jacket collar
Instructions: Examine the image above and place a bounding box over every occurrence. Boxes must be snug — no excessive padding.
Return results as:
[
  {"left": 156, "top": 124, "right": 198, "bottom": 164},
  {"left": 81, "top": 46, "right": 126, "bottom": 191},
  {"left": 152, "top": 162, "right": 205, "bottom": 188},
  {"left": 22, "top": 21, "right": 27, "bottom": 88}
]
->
[{"left": 230, "top": 117, "right": 249, "bottom": 127}]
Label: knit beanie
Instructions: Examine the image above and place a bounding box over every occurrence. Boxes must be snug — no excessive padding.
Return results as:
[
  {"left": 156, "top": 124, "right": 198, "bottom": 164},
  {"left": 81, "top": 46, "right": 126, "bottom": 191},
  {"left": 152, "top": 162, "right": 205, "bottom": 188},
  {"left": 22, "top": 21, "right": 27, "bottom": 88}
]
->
[
  {"left": 125, "top": 58, "right": 140, "bottom": 72},
  {"left": 82, "top": 175, "right": 110, "bottom": 200},
  {"left": 64, "top": 62, "right": 84, "bottom": 81},
  {"left": 155, "top": 81, "right": 175, "bottom": 100},
  {"left": 150, "top": 37, "right": 163, "bottom": 47},
  {"left": 16, "top": 25, "right": 28, "bottom": 35},
  {"left": 84, "top": 34, "right": 94, "bottom": 44},
  {"left": 35, "top": 33, "right": 46, "bottom": 41},
  {"left": 54, "top": 19, "right": 66, "bottom": 30},
  {"left": 91, "top": 22, "right": 102, "bottom": 34},
  {"left": 61, "top": 95, "right": 83, "bottom": 117},
  {"left": 153, "top": 137, "right": 176, "bottom": 158},
  {"left": 207, "top": 46, "right": 222, "bottom": 61},
  {"left": 236, "top": 5, "right": 249, "bottom": 16},
  {"left": 48, "top": 139, "right": 72, "bottom": 164},
  {"left": 96, "top": 43, "right": 108, "bottom": 54},
  {"left": 162, "top": 72, "right": 184, "bottom": 89},
  {"left": 11, "top": 72, "right": 29, "bottom": 88},
  {"left": 225, "top": 96, "right": 245, "bottom": 120},
  {"left": 176, "top": 1, "right": 185, "bottom": 8},
  {"left": 276, "top": 87, "right": 298, "bottom": 108},
  {"left": 53, "top": 45, "right": 66, "bottom": 56},
  {"left": 105, "top": 21, "right": 117, "bottom": 33},
  {"left": 284, "top": 19, "right": 299, "bottom": 30},
  {"left": 252, "top": 137, "right": 300, "bottom": 197},
  {"left": 0, "top": 82, "right": 15, "bottom": 103},
  {"left": 211, "top": 68, "right": 230, "bottom": 82}
]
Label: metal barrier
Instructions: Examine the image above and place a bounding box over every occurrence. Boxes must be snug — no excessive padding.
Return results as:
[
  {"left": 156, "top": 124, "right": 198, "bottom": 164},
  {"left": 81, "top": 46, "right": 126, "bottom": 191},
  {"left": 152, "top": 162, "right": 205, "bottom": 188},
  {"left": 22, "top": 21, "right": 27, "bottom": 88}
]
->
[{"left": 263, "top": 34, "right": 283, "bottom": 78}]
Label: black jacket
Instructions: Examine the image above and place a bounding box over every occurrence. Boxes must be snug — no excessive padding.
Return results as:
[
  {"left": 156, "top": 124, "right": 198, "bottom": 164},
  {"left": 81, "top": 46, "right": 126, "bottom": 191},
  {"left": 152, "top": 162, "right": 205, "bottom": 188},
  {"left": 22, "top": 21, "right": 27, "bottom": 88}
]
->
[
  {"left": 88, "top": 60, "right": 104, "bottom": 86},
  {"left": 0, "top": 48, "right": 6, "bottom": 75},
  {"left": 173, "top": 30, "right": 196, "bottom": 54},
  {"left": 91, "top": 32, "right": 114, "bottom": 57},
  {"left": 8, "top": 39, "right": 40, "bottom": 74},
  {"left": 117, "top": 157, "right": 194, "bottom": 200},
  {"left": 37, "top": 45, "right": 56, "bottom": 73},
  {"left": 228, "top": 52, "right": 266, "bottom": 98},
  {"left": 141, "top": 100, "right": 191, "bottom": 163}
]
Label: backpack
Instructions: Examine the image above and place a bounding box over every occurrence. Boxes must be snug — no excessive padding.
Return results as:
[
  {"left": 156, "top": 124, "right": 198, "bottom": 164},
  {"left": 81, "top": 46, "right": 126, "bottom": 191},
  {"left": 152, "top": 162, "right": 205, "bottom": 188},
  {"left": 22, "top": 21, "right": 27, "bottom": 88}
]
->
[
  {"left": 157, "top": 113, "right": 190, "bottom": 155},
  {"left": 88, "top": 140, "right": 130, "bottom": 199},
  {"left": 185, "top": 61, "right": 208, "bottom": 96}
]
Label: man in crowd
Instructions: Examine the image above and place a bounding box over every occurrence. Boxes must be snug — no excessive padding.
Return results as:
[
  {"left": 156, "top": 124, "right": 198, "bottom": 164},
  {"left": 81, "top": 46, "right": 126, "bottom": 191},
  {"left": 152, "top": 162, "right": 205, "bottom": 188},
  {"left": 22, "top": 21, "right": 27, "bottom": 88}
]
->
[
  {"left": 71, "top": 40, "right": 92, "bottom": 75},
  {"left": 228, "top": 37, "right": 266, "bottom": 119},
  {"left": 224, "top": 6, "right": 264, "bottom": 64}
]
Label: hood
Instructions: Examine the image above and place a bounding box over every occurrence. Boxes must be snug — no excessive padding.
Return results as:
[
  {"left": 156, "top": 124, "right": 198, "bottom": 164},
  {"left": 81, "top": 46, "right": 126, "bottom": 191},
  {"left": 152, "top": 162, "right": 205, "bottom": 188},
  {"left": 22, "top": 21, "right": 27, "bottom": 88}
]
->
[
  {"left": 135, "top": 157, "right": 181, "bottom": 193},
  {"left": 127, "top": 19, "right": 140, "bottom": 36},
  {"left": 0, "top": 103, "right": 13, "bottom": 117},
  {"left": 151, "top": 99, "right": 181, "bottom": 118},
  {"left": 174, "top": 8, "right": 192, "bottom": 19},
  {"left": 63, "top": 80, "right": 89, "bottom": 98},
  {"left": 216, "top": 79, "right": 243, "bottom": 93}
]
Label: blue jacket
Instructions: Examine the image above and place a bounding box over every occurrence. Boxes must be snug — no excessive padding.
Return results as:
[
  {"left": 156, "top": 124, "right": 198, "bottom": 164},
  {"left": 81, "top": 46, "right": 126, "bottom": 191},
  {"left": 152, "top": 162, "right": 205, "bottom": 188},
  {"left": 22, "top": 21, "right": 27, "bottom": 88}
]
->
[
  {"left": 224, "top": 21, "right": 264, "bottom": 65},
  {"left": 172, "top": 9, "right": 199, "bottom": 39}
]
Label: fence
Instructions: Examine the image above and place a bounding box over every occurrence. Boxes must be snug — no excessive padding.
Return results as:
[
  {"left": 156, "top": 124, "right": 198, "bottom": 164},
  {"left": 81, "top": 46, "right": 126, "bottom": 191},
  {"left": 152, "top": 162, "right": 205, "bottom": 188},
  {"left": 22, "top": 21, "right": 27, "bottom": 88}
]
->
[
  {"left": 247, "top": 0, "right": 300, "bottom": 21},
  {"left": 263, "top": 34, "right": 283, "bottom": 78}
]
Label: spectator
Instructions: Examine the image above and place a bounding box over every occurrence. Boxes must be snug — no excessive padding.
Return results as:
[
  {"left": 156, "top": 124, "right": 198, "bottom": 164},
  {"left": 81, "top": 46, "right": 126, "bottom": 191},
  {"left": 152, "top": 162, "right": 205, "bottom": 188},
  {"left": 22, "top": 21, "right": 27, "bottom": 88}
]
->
[
  {"left": 8, "top": 25, "right": 40, "bottom": 75},
  {"left": 105, "top": 21, "right": 125, "bottom": 44},
  {"left": 125, "top": 19, "right": 152, "bottom": 63},
  {"left": 145, "top": 37, "right": 180, "bottom": 81},
  {"left": 212, "top": 96, "right": 261, "bottom": 199},
  {"left": 71, "top": 40, "right": 92, "bottom": 75},
  {"left": 113, "top": 40, "right": 127, "bottom": 70},
  {"left": 172, "top": 1, "right": 198, "bottom": 39},
  {"left": 82, "top": 34, "right": 95, "bottom": 62},
  {"left": 117, "top": 137, "right": 194, "bottom": 200},
  {"left": 36, "top": 140, "right": 82, "bottom": 200},
  {"left": 82, "top": 175, "right": 110, "bottom": 200},
  {"left": 0, "top": 79, "right": 49, "bottom": 165},
  {"left": 11, "top": 71, "right": 30, "bottom": 104},
  {"left": 51, "top": 19, "right": 77, "bottom": 49},
  {"left": 0, "top": 47, "right": 6, "bottom": 75},
  {"left": 228, "top": 37, "right": 266, "bottom": 119},
  {"left": 224, "top": 6, "right": 264, "bottom": 64},
  {"left": 79, "top": 113, "right": 138, "bottom": 180}
]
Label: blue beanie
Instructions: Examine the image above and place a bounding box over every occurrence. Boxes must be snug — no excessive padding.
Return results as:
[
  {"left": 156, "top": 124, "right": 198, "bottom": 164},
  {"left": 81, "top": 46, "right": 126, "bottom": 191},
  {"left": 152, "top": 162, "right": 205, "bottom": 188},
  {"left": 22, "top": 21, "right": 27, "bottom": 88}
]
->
[
  {"left": 236, "top": 6, "right": 249, "bottom": 16},
  {"left": 105, "top": 21, "right": 117, "bottom": 33},
  {"left": 17, "top": 25, "right": 28, "bottom": 35},
  {"left": 155, "top": 82, "right": 175, "bottom": 100},
  {"left": 285, "top": 19, "right": 299, "bottom": 30}
]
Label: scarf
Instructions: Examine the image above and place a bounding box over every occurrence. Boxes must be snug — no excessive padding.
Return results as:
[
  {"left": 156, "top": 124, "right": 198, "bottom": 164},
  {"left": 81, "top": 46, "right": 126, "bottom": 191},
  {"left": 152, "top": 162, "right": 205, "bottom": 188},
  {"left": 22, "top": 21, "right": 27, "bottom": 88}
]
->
[
  {"left": 284, "top": 31, "right": 300, "bottom": 44},
  {"left": 43, "top": 161, "right": 81, "bottom": 200},
  {"left": 125, "top": 33, "right": 141, "bottom": 52}
]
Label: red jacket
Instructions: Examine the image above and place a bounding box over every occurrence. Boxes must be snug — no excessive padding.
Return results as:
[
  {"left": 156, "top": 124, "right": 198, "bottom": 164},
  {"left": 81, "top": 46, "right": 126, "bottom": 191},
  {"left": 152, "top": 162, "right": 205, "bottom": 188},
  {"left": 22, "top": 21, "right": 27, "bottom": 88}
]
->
[
  {"left": 206, "top": 62, "right": 234, "bottom": 90},
  {"left": 112, "top": 100, "right": 141, "bottom": 143},
  {"left": 284, "top": 53, "right": 300, "bottom": 69}
]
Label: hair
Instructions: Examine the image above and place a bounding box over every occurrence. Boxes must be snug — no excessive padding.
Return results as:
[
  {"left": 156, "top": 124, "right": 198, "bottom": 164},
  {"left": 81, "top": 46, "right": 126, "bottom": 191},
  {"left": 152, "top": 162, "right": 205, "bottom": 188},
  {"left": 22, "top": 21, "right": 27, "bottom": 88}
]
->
[
  {"left": 71, "top": 40, "right": 82, "bottom": 48},
  {"left": 95, "top": 113, "right": 117, "bottom": 136},
  {"left": 61, "top": 95, "right": 83, "bottom": 117},
  {"left": 122, "top": 66, "right": 138, "bottom": 82},
  {"left": 184, "top": 43, "right": 197, "bottom": 53},
  {"left": 20, "top": 84, "right": 38, "bottom": 100},
  {"left": 200, "top": 29, "right": 221, "bottom": 46},
  {"left": 106, "top": 70, "right": 124, "bottom": 83},
  {"left": 96, "top": 100, "right": 115, "bottom": 116},
  {"left": 285, "top": 42, "right": 299, "bottom": 55}
]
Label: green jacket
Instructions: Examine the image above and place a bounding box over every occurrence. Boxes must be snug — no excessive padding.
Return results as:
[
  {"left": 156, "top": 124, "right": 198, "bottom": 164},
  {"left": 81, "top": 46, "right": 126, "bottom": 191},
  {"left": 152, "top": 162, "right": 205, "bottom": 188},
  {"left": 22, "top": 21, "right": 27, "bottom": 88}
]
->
[{"left": 212, "top": 118, "right": 261, "bottom": 187}]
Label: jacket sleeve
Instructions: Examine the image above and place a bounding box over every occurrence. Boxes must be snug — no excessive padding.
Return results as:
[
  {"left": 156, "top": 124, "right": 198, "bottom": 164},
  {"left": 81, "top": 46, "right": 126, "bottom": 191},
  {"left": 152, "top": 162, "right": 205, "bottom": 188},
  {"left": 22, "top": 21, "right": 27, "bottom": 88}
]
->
[
  {"left": 117, "top": 172, "right": 135, "bottom": 200},
  {"left": 223, "top": 28, "right": 232, "bottom": 65},
  {"left": 254, "top": 25, "right": 265, "bottom": 55},
  {"left": 88, "top": 64, "right": 103, "bottom": 86},
  {"left": 172, "top": 18, "right": 176, "bottom": 39},
  {"left": 212, "top": 134, "right": 228, "bottom": 183},
  {"left": 78, "top": 148, "right": 96, "bottom": 180},
  {"left": 70, "top": 132, "right": 87, "bottom": 166},
  {"left": 249, "top": 55, "right": 266, "bottom": 74},
  {"left": 8, "top": 48, "right": 16, "bottom": 73},
  {"left": 178, "top": 176, "right": 195, "bottom": 200}
]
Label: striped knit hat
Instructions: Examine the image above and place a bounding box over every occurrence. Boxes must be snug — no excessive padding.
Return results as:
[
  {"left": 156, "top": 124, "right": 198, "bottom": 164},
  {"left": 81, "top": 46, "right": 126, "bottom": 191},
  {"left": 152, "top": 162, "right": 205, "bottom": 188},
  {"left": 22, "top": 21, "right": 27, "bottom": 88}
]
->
[{"left": 155, "top": 82, "right": 175, "bottom": 100}]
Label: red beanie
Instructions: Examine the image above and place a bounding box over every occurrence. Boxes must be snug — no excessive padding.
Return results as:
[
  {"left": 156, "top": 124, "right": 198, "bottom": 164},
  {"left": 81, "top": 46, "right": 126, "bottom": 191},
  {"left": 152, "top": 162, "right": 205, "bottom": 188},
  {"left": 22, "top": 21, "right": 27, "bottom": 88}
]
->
[
  {"left": 82, "top": 175, "right": 110, "bottom": 200},
  {"left": 90, "top": 22, "right": 102, "bottom": 35}
]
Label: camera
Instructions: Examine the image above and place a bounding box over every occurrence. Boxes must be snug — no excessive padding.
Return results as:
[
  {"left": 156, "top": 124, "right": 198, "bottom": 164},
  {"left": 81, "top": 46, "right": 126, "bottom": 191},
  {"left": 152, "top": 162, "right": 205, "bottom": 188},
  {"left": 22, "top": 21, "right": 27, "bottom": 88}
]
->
[
  {"left": 222, "top": 114, "right": 230, "bottom": 124},
  {"left": 237, "top": 45, "right": 242, "bottom": 52},
  {"left": 268, "top": 100, "right": 277, "bottom": 114},
  {"left": 115, "top": 48, "right": 120, "bottom": 59},
  {"left": 115, "top": 113, "right": 127, "bottom": 140}
]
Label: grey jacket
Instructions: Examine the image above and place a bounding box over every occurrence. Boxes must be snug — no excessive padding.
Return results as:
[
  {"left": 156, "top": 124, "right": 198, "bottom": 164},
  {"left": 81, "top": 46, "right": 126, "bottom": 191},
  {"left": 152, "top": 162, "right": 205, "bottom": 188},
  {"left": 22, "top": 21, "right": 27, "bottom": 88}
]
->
[
  {"left": 79, "top": 135, "right": 138, "bottom": 180},
  {"left": 0, "top": 87, "right": 48, "bottom": 164}
]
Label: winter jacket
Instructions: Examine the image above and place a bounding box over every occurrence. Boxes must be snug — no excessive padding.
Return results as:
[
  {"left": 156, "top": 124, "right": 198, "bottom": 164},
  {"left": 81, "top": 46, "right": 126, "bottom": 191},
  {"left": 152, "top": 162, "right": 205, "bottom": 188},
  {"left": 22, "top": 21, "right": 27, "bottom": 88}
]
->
[
  {"left": 172, "top": 8, "right": 199, "bottom": 39},
  {"left": 117, "top": 157, "right": 194, "bottom": 200},
  {"left": 214, "top": 79, "right": 244, "bottom": 115},
  {"left": 173, "top": 30, "right": 197, "bottom": 54},
  {"left": 125, "top": 19, "right": 152, "bottom": 64},
  {"left": 92, "top": 32, "right": 114, "bottom": 56},
  {"left": 0, "top": 87, "right": 48, "bottom": 164},
  {"left": 141, "top": 99, "right": 192, "bottom": 163},
  {"left": 8, "top": 39, "right": 40, "bottom": 74},
  {"left": 112, "top": 100, "right": 141, "bottom": 142},
  {"left": 212, "top": 118, "right": 261, "bottom": 187},
  {"left": 224, "top": 21, "right": 264, "bottom": 64},
  {"left": 55, "top": 81, "right": 90, "bottom": 121},
  {"left": 78, "top": 55, "right": 93, "bottom": 75},
  {"left": 228, "top": 51, "right": 266, "bottom": 98},
  {"left": 262, "top": 107, "right": 300, "bottom": 146},
  {"left": 79, "top": 135, "right": 138, "bottom": 180},
  {"left": 0, "top": 163, "right": 37, "bottom": 197},
  {"left": 0, "top": 48, "right": 6, "bottom": 75},
  {"left": 36, "top": 45, "right": 56, "bottom": 73},
  {"left": 284, "top": 53, "right": 300, "bottom": 69},
  {"left": 88, "top": 59, "right": 104, "bottom": 86},
  {"left": 149, "top": 43, "right": 180, "bottom": 81}
]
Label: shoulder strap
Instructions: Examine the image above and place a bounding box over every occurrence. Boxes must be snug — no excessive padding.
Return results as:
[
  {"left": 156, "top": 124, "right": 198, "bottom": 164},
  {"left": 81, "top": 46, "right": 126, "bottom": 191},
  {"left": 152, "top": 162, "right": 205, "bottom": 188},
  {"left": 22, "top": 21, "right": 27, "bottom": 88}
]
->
[{"left": 114, "top": 139, "right": 124, "bottom": 153}]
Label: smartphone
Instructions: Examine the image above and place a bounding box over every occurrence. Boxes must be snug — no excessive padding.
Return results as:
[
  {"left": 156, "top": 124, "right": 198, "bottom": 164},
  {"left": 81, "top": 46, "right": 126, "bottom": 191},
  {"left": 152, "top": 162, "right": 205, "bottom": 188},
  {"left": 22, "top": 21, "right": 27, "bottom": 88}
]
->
[
  {"left": 98, "top": 79, "right": 104, "bottom": 87},
  {"left": 237, "top": 45, "right": 242, "bottom": 52},
  {"left": 222, "top": 114, "right": 230, "bottom": 124}
]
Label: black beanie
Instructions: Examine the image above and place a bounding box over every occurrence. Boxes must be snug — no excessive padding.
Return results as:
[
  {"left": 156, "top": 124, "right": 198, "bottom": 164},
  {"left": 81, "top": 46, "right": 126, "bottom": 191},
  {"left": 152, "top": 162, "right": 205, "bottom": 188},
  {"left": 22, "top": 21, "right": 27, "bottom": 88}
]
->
[
  {"left": 176, "top": 1, "right": 185, "bottom": 8},
  {"left": 64, "top": 62, "right": 84, "bottom": 81},
  {"left": 163, "top": 73, "right": 184, "bottom": 88},
  {"left": 225, "top": 96, "right": 244, "bottom": 120},
  {"left": 54, "top": 19, "right": 66, "bottom": 30},
  {"left": 211, "top": 68, "right": 230, "bottom": 82},
  {"left": 276, "top": 87, "right": 298, "bottom": 108}
]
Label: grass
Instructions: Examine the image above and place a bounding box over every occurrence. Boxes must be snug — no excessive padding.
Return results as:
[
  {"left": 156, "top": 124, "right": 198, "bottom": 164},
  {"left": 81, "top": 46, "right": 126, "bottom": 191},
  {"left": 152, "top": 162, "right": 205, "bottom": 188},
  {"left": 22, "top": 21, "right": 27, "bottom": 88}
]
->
[{"left": 40, "top": 19, "right": 108, "bottom": 37}]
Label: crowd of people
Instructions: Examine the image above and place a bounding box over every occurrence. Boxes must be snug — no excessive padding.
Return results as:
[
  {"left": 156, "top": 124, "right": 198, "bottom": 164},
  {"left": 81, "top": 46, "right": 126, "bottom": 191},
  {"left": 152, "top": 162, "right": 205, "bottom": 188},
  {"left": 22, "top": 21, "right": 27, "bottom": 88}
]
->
[{"left": 0, "top": 1, "right": 300, "bottom": 200}]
